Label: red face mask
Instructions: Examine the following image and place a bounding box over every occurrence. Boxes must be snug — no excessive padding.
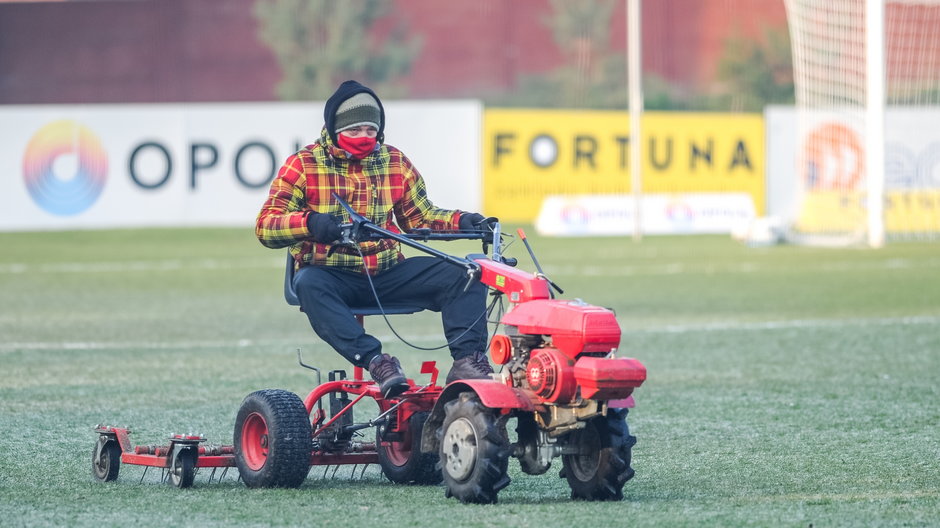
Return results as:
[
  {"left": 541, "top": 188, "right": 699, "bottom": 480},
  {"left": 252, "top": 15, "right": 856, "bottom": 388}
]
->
[{"left": 337, "top": 134, "right": 377, "bottom": 159}]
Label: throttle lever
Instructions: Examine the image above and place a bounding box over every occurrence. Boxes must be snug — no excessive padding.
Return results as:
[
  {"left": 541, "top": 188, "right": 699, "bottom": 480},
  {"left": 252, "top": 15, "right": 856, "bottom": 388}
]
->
[{"left": 516, "top": 228, "right": 563, "bottom": 297}]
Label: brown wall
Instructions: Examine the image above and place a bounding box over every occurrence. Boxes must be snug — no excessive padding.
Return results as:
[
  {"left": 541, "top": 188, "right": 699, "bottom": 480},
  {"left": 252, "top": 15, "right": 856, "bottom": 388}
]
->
[
  {"left": 0, "top": 0, "right": 787, "bottom": 104},
  {"left": 0, "top": 0, "right": 279, "bottom": 103}
]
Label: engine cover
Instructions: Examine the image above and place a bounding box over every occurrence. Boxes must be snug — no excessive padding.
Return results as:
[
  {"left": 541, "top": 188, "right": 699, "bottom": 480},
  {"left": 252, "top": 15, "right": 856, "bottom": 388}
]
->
[
  {"left": 574, "top": 356, "right": 647, "bottom": 400},
  {"left": 526, "top": 348, "right": 577, "bottom": 403},
  {"left": 500, "top": 299, "right": 621, "bottom": 359}
]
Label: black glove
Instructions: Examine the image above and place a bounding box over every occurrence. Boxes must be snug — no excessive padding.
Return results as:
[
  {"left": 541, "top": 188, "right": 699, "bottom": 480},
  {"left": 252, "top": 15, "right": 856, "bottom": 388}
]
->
[
  {"left": 307, "top": 212, "right": 343, "bottom": 243},
  {"left": 459, "top": 212, "right": 498, "bottom": 232}
]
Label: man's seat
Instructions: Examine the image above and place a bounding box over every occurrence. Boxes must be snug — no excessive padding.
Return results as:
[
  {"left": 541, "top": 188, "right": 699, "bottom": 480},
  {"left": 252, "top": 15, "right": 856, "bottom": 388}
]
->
[
  {"left": 285, "top": 253, "right": 424, "bottom": 382},
  {"left": 284, "top": 253, "right": 422, "bottom": 320}
]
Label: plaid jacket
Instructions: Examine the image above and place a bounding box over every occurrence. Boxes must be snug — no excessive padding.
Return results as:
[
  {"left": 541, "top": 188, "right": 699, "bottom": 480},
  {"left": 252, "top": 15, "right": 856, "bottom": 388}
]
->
[{"left": 256, "top": 127, "right": 463, "bottom": 275}]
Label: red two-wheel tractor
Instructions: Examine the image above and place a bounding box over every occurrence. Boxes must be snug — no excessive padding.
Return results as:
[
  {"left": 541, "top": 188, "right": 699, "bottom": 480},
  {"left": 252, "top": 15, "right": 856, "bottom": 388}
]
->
[{"left": 93, "top": 195, "right": 646, "bottom": 503}]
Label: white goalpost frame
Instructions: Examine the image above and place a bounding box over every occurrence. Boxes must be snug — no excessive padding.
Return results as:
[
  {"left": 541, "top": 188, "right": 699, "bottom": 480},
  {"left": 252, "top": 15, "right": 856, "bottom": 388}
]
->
[
  {"left": 866, "top": 0, "right": 887, "bottom": 248},
  {"left": 628, "top": 0, "right": 643, "bottom": 241},
  {"left": 785, "top": 0, "right": 940, "bottom": 246}
]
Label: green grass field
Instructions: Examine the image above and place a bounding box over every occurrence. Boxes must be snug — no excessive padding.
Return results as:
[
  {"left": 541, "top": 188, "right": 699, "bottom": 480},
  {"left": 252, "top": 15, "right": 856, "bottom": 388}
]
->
[{"left": 1, "top": 227, "right": 938, "bottom": 527}]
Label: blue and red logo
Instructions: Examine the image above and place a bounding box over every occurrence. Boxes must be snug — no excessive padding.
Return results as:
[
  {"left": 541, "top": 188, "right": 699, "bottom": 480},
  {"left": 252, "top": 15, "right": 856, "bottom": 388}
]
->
[{"left": 23, "top": 120, "right": 108, "bottom": 216}]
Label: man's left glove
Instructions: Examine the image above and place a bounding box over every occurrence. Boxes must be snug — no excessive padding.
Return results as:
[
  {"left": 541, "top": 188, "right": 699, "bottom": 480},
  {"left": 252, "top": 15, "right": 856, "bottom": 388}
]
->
[
  {"left": 459, "top": 212, "right": 498, "bottom": 232},
  {"left": 307, "top": 211, "right": 343, "bottom": 243}
]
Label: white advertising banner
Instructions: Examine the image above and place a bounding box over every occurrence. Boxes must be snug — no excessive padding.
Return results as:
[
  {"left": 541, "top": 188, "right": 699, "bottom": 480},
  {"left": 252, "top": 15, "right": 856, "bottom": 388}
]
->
[
  {"left": 535, "top": 193, "right": 756, "bottom": 236},
  {"left": 765, "top": 105, "right": 940, "bottom": 235},
  {"left": 0, "top": 101, "right": 482, "bottom": 231},
  {"left": 767, "top": 105, "right": 940, "bottom": 197}
]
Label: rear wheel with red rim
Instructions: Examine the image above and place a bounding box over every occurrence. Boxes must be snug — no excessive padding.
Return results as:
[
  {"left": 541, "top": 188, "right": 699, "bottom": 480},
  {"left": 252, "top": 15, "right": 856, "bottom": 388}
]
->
[
  {"left": 377, "top": 411, "right": 441, "bottom": 484},
  {"left": 234, "top": 389, "right": 311, "bottom": 488}
]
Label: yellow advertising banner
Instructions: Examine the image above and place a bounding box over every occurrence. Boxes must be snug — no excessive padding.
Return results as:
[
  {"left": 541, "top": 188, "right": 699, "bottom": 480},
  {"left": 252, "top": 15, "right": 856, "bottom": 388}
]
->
[
  {"left": 483, "top": 109, "right": 765, "bottom": 222},
  {"left": 887, "top": 191, "right": 940, "bottom": 233},
  {"left": 795, "top": 190, "right": 940, "bottom": 235}
]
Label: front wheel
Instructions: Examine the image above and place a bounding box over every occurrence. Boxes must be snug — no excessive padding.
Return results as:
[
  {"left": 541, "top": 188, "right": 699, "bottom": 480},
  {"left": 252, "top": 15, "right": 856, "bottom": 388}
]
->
[
  {"left": 561, "top": 409, "right": 636, "bottom": 501},
  {"left": 234, "top": 389, "right": 312, "bottom": 488},
  {"left": 438, "top": 392, "right": 510, "bottom": 504},
  {"left": 377, "top": 411, "right": 441, "bottom": 485},
  {"left": 91, "top": 436, "right": 121, "bottom": 482},
  {"left": 168, "top": 448, "right": 196, "bottom": 488}
]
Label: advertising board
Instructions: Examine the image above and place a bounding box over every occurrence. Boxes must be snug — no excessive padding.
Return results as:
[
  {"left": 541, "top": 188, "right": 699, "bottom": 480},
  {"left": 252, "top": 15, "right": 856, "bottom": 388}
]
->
[
  {"left": 0, "top": 101, "right": 481, "bottom": 231},
  {"left": 484, "top": 109, "right": 765, "bottom": 224}
]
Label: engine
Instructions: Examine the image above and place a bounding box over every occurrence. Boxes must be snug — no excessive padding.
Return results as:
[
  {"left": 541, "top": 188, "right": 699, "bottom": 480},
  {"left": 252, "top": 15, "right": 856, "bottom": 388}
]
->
[
  {"left": 491, "top": 299, "right": 647, "bottom": 408},
  {"left": 526, "top": 347, "right": 577, "bottom": 403}
]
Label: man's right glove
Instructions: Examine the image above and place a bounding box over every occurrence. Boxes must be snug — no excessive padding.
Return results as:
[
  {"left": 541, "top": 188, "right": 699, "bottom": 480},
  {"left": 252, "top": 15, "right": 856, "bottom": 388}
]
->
[{"left": 307, "top": 211, "right": 343, "bottom": 243}]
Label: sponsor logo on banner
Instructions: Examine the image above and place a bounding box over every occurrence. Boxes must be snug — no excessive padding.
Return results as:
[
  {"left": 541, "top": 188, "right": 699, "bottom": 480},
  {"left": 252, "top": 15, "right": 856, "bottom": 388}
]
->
[
  {"left": 484, "top": 109, "right": 765, "bottom": 223},
  {"left": 0, "top": 102, "right": 481, "bottom": 231},
  {"left": 766, "top": 107, "right": 940, "bottom": 237},
  {"left": 802, "top": 122, "right": 863, "bottom": 191},
  {"left": 22, "top": 120, "right": 109, "bottom": 216},
  {"left": 792, "top": 121, "right": 866, "bottom": 234},
  {"left": 535, "top": 193, "right": 755, "bottom": 236}
]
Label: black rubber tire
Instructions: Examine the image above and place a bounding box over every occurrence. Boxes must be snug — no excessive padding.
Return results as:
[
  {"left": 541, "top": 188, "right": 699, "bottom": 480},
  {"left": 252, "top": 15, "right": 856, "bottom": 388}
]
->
[
  {"left": 168, "top": 448, "right": 196, "bottom": 489},
  {"left": 377, "top": 411, "right": 442, "bottom": 485},
  {"left": 438, "top": 392, "right": 511, "bottom": 504},
  {"left": 91, "top": 436, "right": 121, "bottom": 483},
  {"left": 234, "top": 389, "right": 312, "bottom": 488},
  {"left": 561, "top": 408, "right": 636, "bottom": 501}
]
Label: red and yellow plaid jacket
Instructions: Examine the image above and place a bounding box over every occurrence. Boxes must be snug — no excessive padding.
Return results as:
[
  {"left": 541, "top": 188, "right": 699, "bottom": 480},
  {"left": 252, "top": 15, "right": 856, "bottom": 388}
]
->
[{"left": 256, "top": 127, "right": 463, "bottom": 275}]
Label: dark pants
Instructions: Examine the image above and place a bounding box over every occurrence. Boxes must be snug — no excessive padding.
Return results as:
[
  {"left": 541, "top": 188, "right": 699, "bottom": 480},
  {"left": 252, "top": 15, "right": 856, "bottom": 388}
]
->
[{"left": 293, "top": 256, "right": 489, "bottom": 368}]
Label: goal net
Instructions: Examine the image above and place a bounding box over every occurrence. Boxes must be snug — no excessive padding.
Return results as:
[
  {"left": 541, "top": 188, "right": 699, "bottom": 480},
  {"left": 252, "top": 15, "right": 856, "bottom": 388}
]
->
[{"left": 784, "top": 0, "right": 940, "bottom": 245}]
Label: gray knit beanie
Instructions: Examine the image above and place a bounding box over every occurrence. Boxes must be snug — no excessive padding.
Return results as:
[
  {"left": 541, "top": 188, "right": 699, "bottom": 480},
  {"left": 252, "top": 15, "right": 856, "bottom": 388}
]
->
[{"left": 334, "top": 92, "right": 382, "bottom": 134}]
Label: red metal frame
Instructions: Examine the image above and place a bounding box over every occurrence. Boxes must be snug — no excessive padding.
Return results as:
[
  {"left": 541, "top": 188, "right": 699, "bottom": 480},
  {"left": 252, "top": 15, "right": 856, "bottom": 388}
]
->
[
  {"left": 473, "top": 258, "right": 551, "bottom": 303},
  {"left": 95, "top": 426, "right": 236, "bottom": 469},
  {"left": 94, "top": 361, "right": 445, "bottom": 474}
]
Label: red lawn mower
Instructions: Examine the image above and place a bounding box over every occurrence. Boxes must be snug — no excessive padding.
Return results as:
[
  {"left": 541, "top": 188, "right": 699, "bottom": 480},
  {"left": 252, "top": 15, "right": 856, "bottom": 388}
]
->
[{"left": 92, "top": 195, "right": 646, "bottom": 504}]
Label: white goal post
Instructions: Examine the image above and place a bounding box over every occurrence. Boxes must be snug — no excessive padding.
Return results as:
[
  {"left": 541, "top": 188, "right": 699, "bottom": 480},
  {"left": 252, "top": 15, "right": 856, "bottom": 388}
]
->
[{"left": 784, "top": 0, "right": 940, "bottom": 246}]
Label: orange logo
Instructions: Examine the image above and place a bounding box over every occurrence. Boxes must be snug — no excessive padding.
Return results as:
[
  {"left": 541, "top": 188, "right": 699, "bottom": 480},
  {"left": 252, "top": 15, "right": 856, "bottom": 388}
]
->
[{"left": 801, "top": 122, "right": 864, "bottom": 190}]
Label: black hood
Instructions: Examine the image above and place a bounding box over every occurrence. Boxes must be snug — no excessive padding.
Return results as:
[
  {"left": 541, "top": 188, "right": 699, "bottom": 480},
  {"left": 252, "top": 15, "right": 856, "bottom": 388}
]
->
[{"left": 323, "top": 80, "right": 386, "bottom": 145}]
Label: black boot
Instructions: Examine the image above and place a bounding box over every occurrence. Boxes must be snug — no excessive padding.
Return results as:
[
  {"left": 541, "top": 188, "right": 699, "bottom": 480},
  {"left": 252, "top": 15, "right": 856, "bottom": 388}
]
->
[
  {"left": 368, "top": 353, "right": 409, "bottom": 398},
  {"left": 445, "top": 353, "right": 494, "bottom": 384}
]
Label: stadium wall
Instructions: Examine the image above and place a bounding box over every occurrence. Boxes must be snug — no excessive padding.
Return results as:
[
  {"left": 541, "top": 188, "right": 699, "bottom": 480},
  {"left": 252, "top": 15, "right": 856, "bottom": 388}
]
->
[
  {"left": 0, "top": 0, "right": 787, "bottom": 105},
  {"left": 4, "top": 103, "right": 781, "bottom": 234}
]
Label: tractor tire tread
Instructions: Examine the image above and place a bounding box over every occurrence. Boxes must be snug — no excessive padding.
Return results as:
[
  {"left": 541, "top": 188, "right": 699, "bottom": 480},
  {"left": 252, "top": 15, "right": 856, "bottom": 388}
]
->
[
  {"left": 378, "top": 411, "right": 442, "bottom": 485},
  {"left": 234, "top": 389, "right": 311, "bottom": 489},
  {"left": 439, "top": 392, "right": 510, "bottom": 504},
  {"left": 563, "top": 411, "right": 636, "bottom": 502}
]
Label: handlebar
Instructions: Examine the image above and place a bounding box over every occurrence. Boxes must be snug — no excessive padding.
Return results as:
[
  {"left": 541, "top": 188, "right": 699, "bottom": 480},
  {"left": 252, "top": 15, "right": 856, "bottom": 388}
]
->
[
  {"left": 328, "top": 193, "right": 517, "bottom": 289},
  {"left": 350, "top": 228, "right": 489, "bottom": 243}
]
